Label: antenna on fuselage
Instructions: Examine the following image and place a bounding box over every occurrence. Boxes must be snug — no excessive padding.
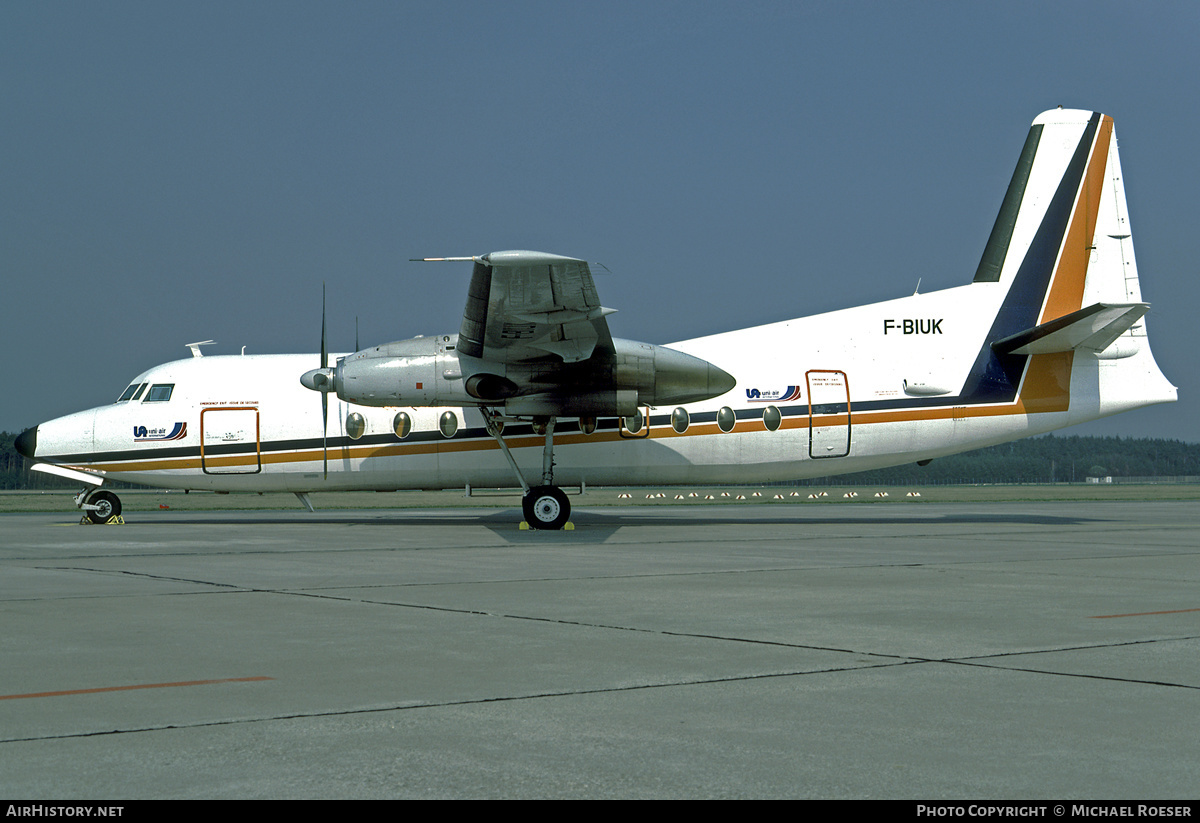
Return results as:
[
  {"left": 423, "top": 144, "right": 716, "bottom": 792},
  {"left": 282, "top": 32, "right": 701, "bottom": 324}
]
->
[{"left": 186, "top": 340, "right": 216, "bottom": 358}]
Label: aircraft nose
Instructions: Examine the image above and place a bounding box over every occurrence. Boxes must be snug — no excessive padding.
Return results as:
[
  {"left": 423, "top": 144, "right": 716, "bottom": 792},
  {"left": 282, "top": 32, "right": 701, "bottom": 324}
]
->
[{"left": 15, "top": 426, "right": 38, "bottom": 459}]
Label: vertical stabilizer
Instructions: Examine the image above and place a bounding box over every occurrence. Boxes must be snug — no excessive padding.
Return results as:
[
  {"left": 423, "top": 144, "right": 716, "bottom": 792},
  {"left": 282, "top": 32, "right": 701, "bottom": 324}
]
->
[{"left": 968, "top": 108, "right": 1174, "bottom": 417}]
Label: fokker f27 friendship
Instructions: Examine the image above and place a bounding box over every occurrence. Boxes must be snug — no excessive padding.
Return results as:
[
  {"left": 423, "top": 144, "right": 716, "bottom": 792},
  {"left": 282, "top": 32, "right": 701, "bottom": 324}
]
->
[{"left": 16, "top": 109, "right": 1176, "bottom": 528}]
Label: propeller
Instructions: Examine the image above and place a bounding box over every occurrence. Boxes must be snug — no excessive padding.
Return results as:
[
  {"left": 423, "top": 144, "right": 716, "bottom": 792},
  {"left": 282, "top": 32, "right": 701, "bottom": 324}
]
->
[
  {"left": 300, "top": 284, "right": 332, "bottom": 479},
  {"left": 299, "top": 291, "right": 365, "bottom": 479},
  {"left": 320, "top": 284, "right": 328, "bottom": 478}
]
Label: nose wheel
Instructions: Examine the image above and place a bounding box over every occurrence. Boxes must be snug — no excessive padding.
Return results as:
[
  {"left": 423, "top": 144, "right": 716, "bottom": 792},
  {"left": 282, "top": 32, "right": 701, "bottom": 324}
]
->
[
  {"left": 83, "top": 489, "right": 122, "bottom": 524},
  {"left": 522, "top": 485, "right": 570, "bottom": 530}
]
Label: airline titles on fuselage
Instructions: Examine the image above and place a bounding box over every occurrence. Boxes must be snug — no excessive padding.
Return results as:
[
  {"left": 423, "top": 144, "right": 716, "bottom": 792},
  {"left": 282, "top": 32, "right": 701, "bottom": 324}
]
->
[{"left": 745, "top": 386, "right": 803, "bottom": 402}]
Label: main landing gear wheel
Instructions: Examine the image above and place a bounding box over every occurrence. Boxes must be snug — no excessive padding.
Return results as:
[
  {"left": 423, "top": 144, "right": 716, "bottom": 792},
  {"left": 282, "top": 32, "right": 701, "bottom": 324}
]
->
[
  {"left": 523, "top": 485, "right": 570, "bottom": 530},
  {"left": 85, "top": 489, "right": 122, "bottom": 524}
]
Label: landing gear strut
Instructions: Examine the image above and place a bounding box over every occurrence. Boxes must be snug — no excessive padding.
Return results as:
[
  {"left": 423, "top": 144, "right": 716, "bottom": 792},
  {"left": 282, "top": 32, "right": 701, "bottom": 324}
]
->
[{"left": 483, "top": 409, "right": 571, "bottom": 530}]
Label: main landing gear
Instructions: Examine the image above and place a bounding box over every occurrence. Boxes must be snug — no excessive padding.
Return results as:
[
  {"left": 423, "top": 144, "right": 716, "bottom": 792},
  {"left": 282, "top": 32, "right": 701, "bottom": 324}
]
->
[{"left": 483, "top": 410, "right": 571, "bottom": 530}]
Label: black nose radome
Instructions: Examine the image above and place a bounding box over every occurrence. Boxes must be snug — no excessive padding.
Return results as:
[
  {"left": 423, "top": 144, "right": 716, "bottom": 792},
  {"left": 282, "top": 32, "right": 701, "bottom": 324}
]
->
[{"left": 15, "top": 426, "right": 37, "bottom": 459}]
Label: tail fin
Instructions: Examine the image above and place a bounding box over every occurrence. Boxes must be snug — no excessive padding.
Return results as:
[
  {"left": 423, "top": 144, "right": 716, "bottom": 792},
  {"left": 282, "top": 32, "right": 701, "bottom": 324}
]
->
[
  {"left": 963, "top": 108, "right": 1175, "bottom": 416},
  {"left": 975, "top": 109, "right": 1136, "bottom": 326}
]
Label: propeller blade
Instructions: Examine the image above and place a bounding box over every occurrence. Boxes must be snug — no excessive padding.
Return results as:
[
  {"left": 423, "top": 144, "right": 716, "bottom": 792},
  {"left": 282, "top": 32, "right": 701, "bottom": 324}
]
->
[{"left": 321, "top": 284, "right": 329, "bottom": 479}]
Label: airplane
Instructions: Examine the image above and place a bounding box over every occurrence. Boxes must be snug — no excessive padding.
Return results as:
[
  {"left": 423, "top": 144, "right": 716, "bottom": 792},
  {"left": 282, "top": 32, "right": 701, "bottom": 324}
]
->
[{"left": 15, "top": 108, "right": 1177, "bottom": 529}]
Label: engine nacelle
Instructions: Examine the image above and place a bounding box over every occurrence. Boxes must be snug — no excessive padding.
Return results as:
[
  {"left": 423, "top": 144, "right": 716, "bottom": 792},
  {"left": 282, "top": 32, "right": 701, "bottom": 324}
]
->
[
  {"left": 305, "top": 332, "right": 736, "bottom": 417},
  {"left": 609, "top": 338, "right": 736, "bottom": 407},
  {"left": 331, "top": 336, "right": 469, "bottom": 407}
]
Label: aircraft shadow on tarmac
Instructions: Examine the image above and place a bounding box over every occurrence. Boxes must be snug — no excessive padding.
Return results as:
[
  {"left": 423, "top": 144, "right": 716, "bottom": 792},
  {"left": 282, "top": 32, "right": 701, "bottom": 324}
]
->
[{"left": 108, "top": 506, "right": 1105, "bottom": 546}]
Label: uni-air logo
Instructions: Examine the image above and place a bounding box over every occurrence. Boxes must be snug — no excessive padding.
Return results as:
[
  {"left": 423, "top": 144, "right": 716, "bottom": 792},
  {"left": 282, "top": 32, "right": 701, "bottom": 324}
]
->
[
  {"left": 134, "top": 422, "right": 188, "bottom": 442},
  {"left": 746, "top": 386, "right": 802, "bottom": 402}
]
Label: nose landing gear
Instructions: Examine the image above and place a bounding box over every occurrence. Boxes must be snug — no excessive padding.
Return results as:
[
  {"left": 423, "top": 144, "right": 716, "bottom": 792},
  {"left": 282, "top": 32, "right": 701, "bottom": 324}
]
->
[{"left": 78, "top": 488, "right": 123, "bottom": 524}]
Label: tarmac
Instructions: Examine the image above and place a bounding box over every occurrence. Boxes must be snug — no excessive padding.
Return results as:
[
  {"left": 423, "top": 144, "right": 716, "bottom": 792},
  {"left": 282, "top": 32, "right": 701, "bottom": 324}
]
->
[{"left": 1, "top": 500, "right": 1198, "bottom": 799}]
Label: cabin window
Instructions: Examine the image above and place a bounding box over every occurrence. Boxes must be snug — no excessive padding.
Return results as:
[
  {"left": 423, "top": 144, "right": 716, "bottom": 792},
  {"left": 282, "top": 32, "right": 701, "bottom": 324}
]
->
[
  {"left": 346, "top": 412, "right": 365, "bottom": 440},
  {"left": 144, "top": 384, "right": 175, "bottom": 403},
  {"left": 393, "top": 412, "right": 411, "bottom": 439},
  {"left": 763, "top": 405, "right": 782, "bottom": 432},
  {"left": 439, "top": 411, "right": 458, "bottom": 438},
  {"left": 717, "top": 406, "right": 736, "bottom": 433},
  {"left": 671, "top": 407, "right": 690, "bottom": 433},
  {"left": 624, "top": 410, "right": 644, "bottom": 434}
]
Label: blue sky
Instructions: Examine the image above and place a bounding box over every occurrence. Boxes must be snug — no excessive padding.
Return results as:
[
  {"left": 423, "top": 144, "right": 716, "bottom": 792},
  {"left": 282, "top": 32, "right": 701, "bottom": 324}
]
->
[{"left": 3, "top": 2, "right": 1197, "bottom": 440}]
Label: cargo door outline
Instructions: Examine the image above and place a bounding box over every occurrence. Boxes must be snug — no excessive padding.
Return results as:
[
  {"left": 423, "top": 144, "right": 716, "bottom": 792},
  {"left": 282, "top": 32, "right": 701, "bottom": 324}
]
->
[
  {"left": 200, "top": 406, "right": 262, "bottom": 474},
  {"left": 807, "top": 370, "right": 850, "bottom": 458}
]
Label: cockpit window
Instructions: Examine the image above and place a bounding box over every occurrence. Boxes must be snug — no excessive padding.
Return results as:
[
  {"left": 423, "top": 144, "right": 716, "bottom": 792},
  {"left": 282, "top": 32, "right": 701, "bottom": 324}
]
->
[
  {"left": 144, "top": 384, "right": 175, "bottom": 402},
  {"left": 117, "top": 382, "right": 148, "bottom": 402}
]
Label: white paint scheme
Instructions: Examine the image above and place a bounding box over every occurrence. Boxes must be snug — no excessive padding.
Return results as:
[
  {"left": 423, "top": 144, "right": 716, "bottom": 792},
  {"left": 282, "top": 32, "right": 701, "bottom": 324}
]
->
[{"left": 18, "top": 110, "right": 1176, "bottom": 510}]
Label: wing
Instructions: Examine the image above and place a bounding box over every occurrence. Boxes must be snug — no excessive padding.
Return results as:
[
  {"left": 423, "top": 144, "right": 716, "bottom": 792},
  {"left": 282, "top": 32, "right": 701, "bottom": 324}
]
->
[{"left": 456, "top": 250, "right": 616, "bottom": 364}]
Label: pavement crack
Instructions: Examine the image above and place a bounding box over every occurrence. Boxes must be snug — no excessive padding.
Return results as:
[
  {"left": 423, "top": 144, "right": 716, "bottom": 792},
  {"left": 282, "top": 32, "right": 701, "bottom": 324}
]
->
[{"left": 0, "top": 660, "right": 922, "bottom": 745}]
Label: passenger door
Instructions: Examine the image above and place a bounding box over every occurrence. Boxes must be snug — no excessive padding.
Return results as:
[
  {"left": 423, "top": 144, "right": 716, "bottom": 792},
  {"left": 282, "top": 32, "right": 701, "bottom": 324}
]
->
[{"left": 806, "top": 370, "right": 851, "bottom": 458}]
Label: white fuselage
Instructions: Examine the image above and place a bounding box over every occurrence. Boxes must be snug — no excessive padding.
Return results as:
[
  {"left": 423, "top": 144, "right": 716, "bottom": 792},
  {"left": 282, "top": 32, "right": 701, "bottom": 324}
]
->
[{"left": 27, "top": 278, "right": 1175, "bottom": 495}]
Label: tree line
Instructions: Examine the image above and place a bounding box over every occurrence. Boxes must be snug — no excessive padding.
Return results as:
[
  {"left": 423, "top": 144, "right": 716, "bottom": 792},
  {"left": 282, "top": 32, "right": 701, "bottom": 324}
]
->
[
  {"left": 2, "top": 429, "right": 1198, "bottom": 490},
  {"left": 798, "top": 434, "right": 1200, "bottom": 486}
]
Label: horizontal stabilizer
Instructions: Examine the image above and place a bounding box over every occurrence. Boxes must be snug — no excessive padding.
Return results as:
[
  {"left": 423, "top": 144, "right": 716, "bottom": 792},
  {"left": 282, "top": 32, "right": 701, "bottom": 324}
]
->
[{"left": 991, "top": 302, "right": 1148, "bottom": 356}]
